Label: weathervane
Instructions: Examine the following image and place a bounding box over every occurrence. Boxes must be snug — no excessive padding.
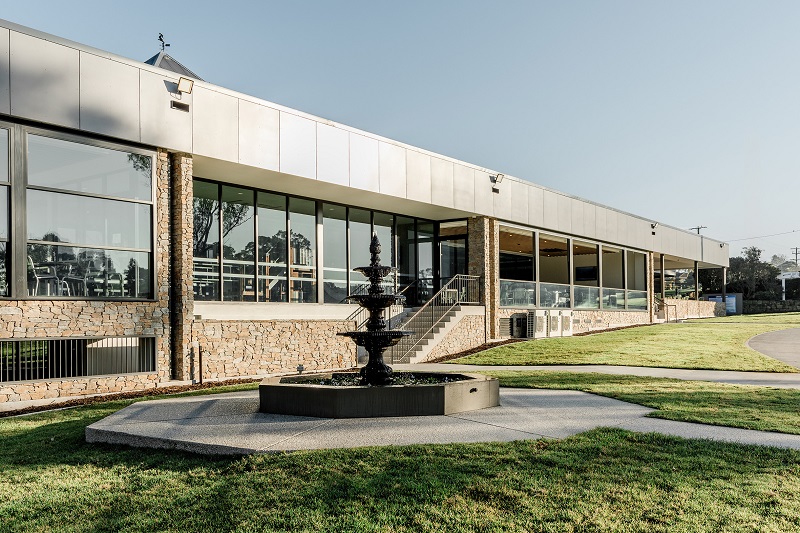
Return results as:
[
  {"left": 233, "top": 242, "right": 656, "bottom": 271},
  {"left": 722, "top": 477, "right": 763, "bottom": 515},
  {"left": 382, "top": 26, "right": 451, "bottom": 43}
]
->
[{"left": 158, "top": 33, "right": 170, "bottom": 52}]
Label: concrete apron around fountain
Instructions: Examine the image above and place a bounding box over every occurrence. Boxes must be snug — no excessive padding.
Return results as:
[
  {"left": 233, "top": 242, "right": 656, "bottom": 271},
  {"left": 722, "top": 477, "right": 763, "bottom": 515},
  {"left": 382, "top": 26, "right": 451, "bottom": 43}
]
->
[{"left": 258, "top": 233, "right": 499, "bottom": 418}]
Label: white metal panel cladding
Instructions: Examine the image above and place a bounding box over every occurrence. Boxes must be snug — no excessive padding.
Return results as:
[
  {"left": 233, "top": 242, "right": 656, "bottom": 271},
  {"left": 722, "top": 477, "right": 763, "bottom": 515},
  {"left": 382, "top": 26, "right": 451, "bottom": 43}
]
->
[
  {"left": 430, "top": 157, "right": 454, "bottom": 208},
  {"left": 510, "top": 179, "right": 529, "bottom": 224},
  {"left": 453, "top": 164, "right": 475, "bottom": 212},
  {"left": 582, "top": 202, "right": 596, "bottom": 240},
  {"left": 79, "top": 52, "right": 140, "bottom": 140},
  {"left": 570, "top": 198, "right": 584, "bottom": 236},
  {"left": 349, "top": 132, "right": 379, "bottom": 192},
  {"left": 542, "top": 190, "right": 558, "bottom": 231},
  {"left": 556, "top": 194, "right": 572, "bottom": 233},
  {"left": 238, "top": 99, "right": 279, "bottom": 171},
  {"left": 528, "top": 186, "right": 544, "bottom": 227},
  {"left": 473, "top": 169, "right": 494, "bottom": 216},
  {"left": 0, "top": 28, "right": 9, "bottom": 115},
  {"left": 406, "top": 149, "right": 431, "bottom": 203},
  {"left": 139, "top": 69, "right": 192, "bottom": 153},
  {"left": 193, "top": 87, "right": 239, "bottom": 162},
  {"left": 606, "top": 209, "right": 619, "bottom": 243},
  {"left": 379, "top": 141, "right": 407, "bottom": 198},
  {"left": 595, "top": 206, "right": 608, "bottom": 241},
  {"left": 10, "top": 31, "right": 79, "bottom": 129},
  {"left": 317, "top": 123, "right": 349, "bottom": 186},
  {"left": 280, "top": 111, "right": 316, "bottom": 180},
  {"left": 492, "top": 178, "right": 513, "bottom": 219}
]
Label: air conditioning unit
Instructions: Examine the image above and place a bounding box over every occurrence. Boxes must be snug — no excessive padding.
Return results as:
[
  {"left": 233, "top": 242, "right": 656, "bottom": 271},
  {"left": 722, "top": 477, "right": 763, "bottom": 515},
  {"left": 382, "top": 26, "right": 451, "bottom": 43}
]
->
[
  {"left": 560, "top": 310, "right": 573, "bottom": 337},
  {"left": 527, "top": 310, "right": 548, "bottom": 339}
]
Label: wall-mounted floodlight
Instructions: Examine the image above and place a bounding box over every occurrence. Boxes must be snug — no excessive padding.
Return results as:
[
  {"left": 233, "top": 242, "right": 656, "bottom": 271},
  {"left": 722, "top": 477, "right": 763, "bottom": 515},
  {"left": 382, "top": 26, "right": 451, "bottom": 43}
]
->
[
  {"left": 491, "top": 173, "right": 505, "bottom": 184},
  {"left": 719, "top": 243, "right": 725, "bottom": 248},
  {"left": 177, "top": 77, "right": 194, "bottom": 94},
  {"left": 651, "top": 222, "right": 659, "bottom": 229}
]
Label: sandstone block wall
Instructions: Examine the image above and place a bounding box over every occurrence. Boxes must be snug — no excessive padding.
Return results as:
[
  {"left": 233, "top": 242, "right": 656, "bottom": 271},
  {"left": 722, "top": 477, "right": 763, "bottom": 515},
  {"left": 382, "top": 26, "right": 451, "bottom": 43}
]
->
[
  {"left": 743, "top": 300, "right": 800, "bottom": 314},
  {"left": 191, "top": 320, "right": 357, "bottom": 379},
  {"left": 424, "top": 314, "right": 487, "bottom": 361},
  {"left": 663, "top": 299, "right": 724, "bottom": 319}
]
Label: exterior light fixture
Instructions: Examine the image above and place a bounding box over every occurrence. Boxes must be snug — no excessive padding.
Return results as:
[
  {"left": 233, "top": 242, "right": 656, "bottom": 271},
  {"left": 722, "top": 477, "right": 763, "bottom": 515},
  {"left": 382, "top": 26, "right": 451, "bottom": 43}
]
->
[
  {"left": 177, "top": 76, "right": 194, "bottom": 94},
  {"left": 650, "top": 222, "right": 659, "bottom": 229},
  {"left": 719, "top": 243, "right": 725, "bottom": 248},
  {"left": 491, "top": 173, "right": 505, "bottom": 184}
]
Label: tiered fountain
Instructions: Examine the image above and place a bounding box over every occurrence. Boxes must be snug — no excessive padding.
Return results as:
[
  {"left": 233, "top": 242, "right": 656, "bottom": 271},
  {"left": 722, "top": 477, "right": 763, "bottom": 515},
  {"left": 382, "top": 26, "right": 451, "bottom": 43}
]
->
[
  {"left": 337, "top": 233, "right": 410, "bottom": 386},
  {"left": 259, "top": 234, "right": 499, "bottom": 418}
]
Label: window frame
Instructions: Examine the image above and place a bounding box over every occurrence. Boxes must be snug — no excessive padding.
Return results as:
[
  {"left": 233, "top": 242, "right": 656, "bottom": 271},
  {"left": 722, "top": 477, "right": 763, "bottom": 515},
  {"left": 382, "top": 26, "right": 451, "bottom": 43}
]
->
[{"left": 14, "top": 123, "right": 157, "bottom": 301}]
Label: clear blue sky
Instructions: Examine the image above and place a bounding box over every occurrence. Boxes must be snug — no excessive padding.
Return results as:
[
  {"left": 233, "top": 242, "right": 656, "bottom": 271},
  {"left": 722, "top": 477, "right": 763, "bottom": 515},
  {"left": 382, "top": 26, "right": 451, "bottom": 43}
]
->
[{"left": 4, "top": 1, "right": 799, "bottom": 262}]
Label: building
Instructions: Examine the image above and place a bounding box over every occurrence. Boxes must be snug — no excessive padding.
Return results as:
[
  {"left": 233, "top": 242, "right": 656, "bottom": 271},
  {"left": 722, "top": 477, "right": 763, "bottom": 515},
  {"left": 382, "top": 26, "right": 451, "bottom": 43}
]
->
[{"left": 0, "top": 19, "right": 728, "bottom": 404}]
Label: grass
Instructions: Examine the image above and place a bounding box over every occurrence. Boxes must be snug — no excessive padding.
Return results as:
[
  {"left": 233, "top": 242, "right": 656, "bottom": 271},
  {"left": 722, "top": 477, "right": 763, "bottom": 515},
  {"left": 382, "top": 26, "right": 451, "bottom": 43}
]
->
[
  {"left": 450, "top": 318, "right": 800, "bottom": 371},
  {"left": 488, "top": 370, "right": 800, "bottom": 435},
  {"left": 4, "top": 389, "right": 800, "bottom": 531}
]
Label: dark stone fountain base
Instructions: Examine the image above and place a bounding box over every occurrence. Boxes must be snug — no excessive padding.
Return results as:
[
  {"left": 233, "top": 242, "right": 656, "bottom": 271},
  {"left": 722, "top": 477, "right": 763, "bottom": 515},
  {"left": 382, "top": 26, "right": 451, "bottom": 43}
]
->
[{"left": 259, "top": 372, "right": 499, "bottom": 418}]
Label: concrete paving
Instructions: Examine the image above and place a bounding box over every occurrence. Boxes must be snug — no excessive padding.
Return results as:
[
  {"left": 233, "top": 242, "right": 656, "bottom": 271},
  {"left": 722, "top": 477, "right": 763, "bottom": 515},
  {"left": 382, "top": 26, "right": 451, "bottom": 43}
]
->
[
  {"left": 86, "top": 387, "right": 800, "bottom": 455},
  {"left": 748, "top": 328, "right": 800, "bottom": 369}
]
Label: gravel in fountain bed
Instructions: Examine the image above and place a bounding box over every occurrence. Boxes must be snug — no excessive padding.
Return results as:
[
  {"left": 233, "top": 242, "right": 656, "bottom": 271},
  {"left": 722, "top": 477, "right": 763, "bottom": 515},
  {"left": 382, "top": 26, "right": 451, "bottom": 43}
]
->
[{"left": 281, "top": 372, "right": 469, "bottom": 387}]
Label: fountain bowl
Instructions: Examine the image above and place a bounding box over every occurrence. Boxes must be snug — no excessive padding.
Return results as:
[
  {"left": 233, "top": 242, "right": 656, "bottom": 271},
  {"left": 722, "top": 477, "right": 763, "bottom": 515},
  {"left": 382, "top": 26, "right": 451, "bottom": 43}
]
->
[{"left": 259, "top": 372, "right": 499, "bottom": 418}]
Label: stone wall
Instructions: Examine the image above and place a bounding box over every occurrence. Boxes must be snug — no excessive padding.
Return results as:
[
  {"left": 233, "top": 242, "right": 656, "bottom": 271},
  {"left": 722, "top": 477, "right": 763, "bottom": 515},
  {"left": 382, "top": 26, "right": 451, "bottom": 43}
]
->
[
  {"left": 424, "top": 314, "right": 487, "bottom": 362},
  {"left": 468, "top": 216, "right": 499, "bottom": 340},
  {"left": 743, "top": 300, "right": 800, "bottom": 314},
  {"left": 169, "top": 152, "right": 194, "bottom": 380},
  {"left": 191, "top": 320, "right": 357, "bottom": 379},
  {"left": 0, "top": 373, "right": 158, "bottom": 403},
  {"left": 663, "top": 299, "right": 724, "bottom": 319}
]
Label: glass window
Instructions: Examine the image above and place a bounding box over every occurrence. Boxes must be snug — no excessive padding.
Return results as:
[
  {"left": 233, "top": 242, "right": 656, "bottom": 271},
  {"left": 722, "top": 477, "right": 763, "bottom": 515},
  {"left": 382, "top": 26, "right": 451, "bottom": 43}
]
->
[
  {"left": 289, "top": 198, "right": 316, "bottom": 303},
  {"left": 257, "top": 192, "right": 287, "bottom": 303},
  {"left": 323, "top": 204, "right": 347, "bottom": 303},
  {"left": 27, "top": 244, "right": 151, "bottom": 298},
  {"left": 28, "top": 135, "right": 151, "bottom": 200},
  {"left": 627, "top": 251, "right": 647, "bottom": 291},
  {"left": 349, "top": 208, "right": 371, "bottom": 292},
  {"left": 439, "top": 220, "right": 467, "bottom": 238},
  {"left": 221, "top": 186, "right": 255, "bottom": 302},
  {"left": 373, "top": 211, "right": 394, "bottom": 291},
  {"left": 499, "top": 227, "right": 534, "bottom": 282},
  {"left": 397, "top": 216, "right": 416, "bottom": 297},
  {"left": 27, "top": 189, "right": 151, "bottom": 249},
  {"left": 0, "top": 186, "right": 8, "bottom": 240},
  {"left": 602, "top": 246, "right": 624, "bottom": 289},
  {"left": 538, "top": 234, "right": 569, "bottom": 284},
  {"left": 417, "top": 221, "right": 434, "bottom": 303},
  {"left": 440, "top": 238, "right": 466, "bottom": 281},
  {"left": 193, "top": 181, "right": 220, "bottom": 301},
  {"left": 573, "top": 241, "right": 598, "bottom": 287}
]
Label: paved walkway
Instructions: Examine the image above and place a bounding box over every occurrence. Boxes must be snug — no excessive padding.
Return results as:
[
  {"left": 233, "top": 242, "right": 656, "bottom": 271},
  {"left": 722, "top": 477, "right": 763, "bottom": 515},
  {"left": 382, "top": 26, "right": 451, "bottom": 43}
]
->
[
  {"left": 748, "top": 328, "right": 800, "bottom": 369},
  {"left": 86, "top": 387, "right": 800, "bottom": 454}
]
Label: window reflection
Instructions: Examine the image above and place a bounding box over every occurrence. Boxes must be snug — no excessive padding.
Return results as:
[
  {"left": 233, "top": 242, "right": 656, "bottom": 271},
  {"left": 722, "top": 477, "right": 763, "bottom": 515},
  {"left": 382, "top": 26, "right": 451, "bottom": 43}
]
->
[
  {"left": 289, "top": 198, "right": 316, "bottom": 303},
  {"left": 539, "top": 234, "right": 569, "bottom": 285},
  {"left": 221, "top": 186, "right": 255, "bottom": 302},
  {"left": 193, "top": 181, "right": 220, "bottom": 301},
  {"left": 323, "top": 204, "right": 347, "bottom": 303},
  {"left": 258, "top": 192, "right": 287, "bottom": 303},
  {"left": 28, "top": 135, "right": 152, "bottom": 200}
]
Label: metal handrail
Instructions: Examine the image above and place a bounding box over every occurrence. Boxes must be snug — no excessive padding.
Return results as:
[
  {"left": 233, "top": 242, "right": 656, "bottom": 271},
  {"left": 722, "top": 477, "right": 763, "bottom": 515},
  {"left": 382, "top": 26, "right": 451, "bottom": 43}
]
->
[
  {"left": 654, "top": 296, "right": 678, "bottom": 323},
  {"left": 387, "top": 274, "right": 480, "bottom": 363},
  {"left": 345, "top": 280, "right": 420, "bottom": 330}
]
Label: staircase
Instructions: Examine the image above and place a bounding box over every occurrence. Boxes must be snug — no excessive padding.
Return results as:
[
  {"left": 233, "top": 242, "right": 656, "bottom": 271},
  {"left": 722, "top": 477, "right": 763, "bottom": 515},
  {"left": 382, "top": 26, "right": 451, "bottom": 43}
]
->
[
  {"left": 387, "top": 274, "right": 480, "bottom": 364},
  {"left": 392, "top": 304, "right": 461, "bottom": 364}
]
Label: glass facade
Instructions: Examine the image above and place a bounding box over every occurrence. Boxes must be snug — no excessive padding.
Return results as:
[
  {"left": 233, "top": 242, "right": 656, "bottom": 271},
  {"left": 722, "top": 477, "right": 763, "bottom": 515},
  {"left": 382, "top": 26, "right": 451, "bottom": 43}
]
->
[
  {"left": 25, "top": 133, "right": 153, "bottom": 299},
  {"left": 499, "top": 227, "right": 535, "bottom": 308},
  {"left": 192, "top": 179, "right": 436, "bottom": 305}
]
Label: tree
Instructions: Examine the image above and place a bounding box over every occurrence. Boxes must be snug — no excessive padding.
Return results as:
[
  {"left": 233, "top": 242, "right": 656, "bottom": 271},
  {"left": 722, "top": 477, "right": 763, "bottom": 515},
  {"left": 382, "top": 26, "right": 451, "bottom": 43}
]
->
[
  {"left": 771, "top": 254, "right": 787, "bottom": 267},
  {"left": 726, "top": 247, "right": 781, "bottom": 300}
]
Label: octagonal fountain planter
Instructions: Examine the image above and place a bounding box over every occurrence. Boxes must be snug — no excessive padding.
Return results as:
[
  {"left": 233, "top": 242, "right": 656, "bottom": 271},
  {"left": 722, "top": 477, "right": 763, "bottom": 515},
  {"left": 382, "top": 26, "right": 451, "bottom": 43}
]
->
[
  {"left": 259, "top": 372, "right": 499, "bottom": 418},
  {"left": 259, "top": 234, "right": 500, "bottom": 419}
]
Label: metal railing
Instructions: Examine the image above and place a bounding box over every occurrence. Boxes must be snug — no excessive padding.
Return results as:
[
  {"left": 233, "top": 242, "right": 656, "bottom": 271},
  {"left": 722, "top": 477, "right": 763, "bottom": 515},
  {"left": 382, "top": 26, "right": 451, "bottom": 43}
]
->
[
  {"left": 387, "top": 274, "right": 480, "bottom": 364},
  {"left": 345, "top": 281, "right": 421, "bottom": 331},
  {"left": 654, "top": 296, "right": 678, "bottom": 323},
  {"left": 0, "top": 336, "right": 156, "bottom": 383}
]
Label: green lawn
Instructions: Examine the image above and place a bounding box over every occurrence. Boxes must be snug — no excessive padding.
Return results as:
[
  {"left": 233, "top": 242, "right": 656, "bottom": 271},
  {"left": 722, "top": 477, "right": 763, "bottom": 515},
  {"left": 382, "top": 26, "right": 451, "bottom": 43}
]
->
[
  {"left": 4, "top": 392, "right": 800, "bottom": 532},
  {"left": 488, "top": 370, "right": 800, "bottom": 435},
  {"left": 450, "top": 321, "right": 799, "bottom": 371}
]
